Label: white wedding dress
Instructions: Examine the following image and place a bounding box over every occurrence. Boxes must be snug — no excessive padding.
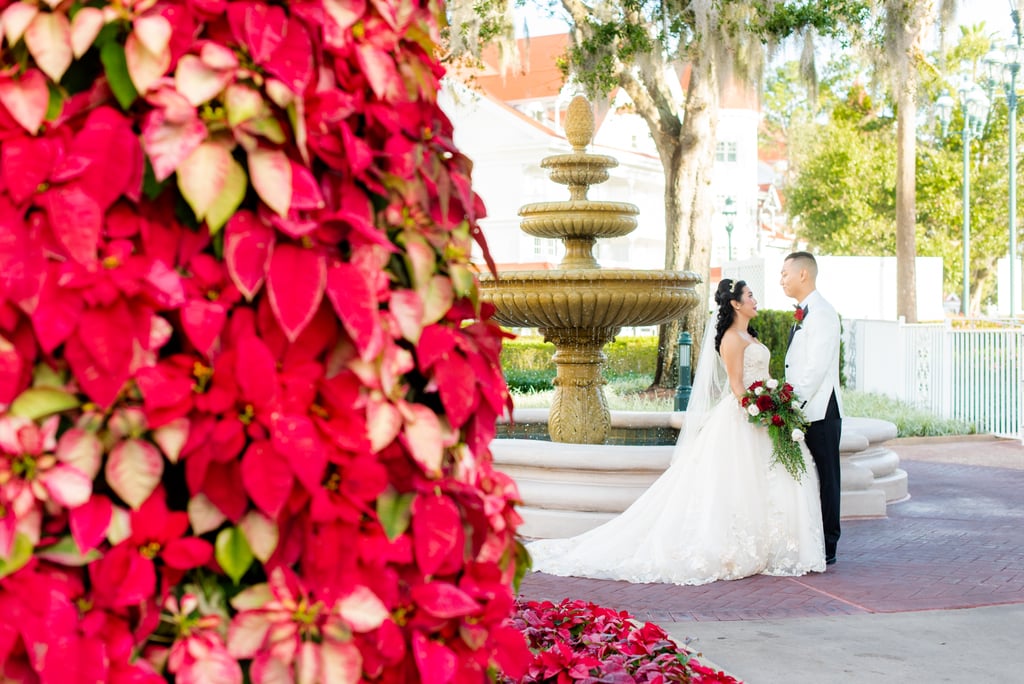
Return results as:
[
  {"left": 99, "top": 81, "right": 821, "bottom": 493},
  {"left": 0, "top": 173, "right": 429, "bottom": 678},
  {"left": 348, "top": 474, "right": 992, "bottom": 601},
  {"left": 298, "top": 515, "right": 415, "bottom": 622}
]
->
[{"left": 528, "top": 342, "right": 826, "bottom": 585}]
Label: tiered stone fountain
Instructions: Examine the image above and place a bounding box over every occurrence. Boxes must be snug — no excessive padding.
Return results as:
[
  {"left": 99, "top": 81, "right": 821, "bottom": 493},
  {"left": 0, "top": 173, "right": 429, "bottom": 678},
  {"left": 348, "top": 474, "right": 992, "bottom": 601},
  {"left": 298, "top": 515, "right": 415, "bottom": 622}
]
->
[
  {"left": 480, "top": 96, "right": 907, "bottom": 538},
  {"left": 478, "top": 96, "right": 701, "bottom": 444}
]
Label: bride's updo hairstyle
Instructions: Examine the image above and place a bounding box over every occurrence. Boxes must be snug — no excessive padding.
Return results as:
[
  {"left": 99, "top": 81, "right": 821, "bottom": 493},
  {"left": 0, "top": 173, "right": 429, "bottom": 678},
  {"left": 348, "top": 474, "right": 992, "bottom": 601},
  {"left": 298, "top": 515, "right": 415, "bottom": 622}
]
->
[{"left": 713, "top": 279, "right": 757, "bottom": 352}]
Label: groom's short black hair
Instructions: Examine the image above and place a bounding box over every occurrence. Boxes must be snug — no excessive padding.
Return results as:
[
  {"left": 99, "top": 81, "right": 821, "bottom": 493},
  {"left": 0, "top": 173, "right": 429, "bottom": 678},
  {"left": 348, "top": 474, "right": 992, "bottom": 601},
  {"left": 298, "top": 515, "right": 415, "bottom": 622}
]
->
[{"left": 785, "top": 251, "right": 818, "bottom": 277}]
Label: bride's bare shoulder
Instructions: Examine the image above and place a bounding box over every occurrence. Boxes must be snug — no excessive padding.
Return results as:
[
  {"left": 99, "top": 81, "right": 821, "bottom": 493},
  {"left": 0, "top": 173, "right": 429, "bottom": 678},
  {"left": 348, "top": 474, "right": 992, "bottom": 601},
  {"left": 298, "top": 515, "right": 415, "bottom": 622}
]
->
[{"left": 718, "top": 329, "right": 752, "bottom": 358}]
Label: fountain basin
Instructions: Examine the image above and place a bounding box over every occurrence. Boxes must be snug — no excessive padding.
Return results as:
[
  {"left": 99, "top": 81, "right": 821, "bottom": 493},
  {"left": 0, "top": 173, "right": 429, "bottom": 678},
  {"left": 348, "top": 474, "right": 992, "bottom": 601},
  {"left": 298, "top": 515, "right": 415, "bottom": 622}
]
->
[
  {"left": 519, "top": 201, "right": 638, "bottom": 240},
  {"left": 479, "top": 269, "right": 701, "bottom": 330},
  {"left": 493, "top": 411, "right": 907, "bottom": 538}
]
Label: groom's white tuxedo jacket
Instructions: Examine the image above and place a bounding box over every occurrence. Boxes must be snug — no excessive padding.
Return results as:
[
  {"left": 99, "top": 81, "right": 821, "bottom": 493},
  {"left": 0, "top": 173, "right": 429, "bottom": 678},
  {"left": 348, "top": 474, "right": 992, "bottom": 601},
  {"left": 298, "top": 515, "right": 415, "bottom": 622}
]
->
[{"left": 784, "top": 290, "right": 844, "bottom": 422}]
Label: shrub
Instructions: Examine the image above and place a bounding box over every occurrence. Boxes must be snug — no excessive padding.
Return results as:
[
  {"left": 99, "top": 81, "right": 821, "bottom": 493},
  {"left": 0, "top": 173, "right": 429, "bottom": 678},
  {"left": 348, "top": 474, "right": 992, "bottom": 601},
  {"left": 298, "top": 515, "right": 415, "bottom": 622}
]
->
[
  {"left": 0, "top": 2, "right": 528, "bottom": 682},
  {"left": 502, "top": 599, "right": 741, "bottom": 683}
]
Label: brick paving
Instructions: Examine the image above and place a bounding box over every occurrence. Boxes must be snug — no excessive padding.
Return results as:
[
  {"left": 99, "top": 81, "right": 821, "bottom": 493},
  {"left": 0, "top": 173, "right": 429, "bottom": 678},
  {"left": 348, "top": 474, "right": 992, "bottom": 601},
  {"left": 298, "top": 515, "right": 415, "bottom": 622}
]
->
[{"left": 518, "top": 440, "right": 1024, "bottom": 624}]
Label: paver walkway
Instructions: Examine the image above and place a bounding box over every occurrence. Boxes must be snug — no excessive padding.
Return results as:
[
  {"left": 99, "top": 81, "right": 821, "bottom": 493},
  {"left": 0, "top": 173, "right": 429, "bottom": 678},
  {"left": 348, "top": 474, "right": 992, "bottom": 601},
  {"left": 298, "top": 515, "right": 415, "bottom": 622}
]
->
[{"left": 518, "top": 437, "right": 1024, "bottom": 623}]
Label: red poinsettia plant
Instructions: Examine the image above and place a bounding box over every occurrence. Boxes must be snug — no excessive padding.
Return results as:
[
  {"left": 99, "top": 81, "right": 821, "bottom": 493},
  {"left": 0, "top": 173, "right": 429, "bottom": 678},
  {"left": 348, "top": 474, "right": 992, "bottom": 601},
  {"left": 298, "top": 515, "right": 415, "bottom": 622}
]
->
[
  {"left": 503, "top": 599, "right": 742, "bottom": 684},
  {"left": 0, "top": 1, "right": 531, "bottom": 682}
]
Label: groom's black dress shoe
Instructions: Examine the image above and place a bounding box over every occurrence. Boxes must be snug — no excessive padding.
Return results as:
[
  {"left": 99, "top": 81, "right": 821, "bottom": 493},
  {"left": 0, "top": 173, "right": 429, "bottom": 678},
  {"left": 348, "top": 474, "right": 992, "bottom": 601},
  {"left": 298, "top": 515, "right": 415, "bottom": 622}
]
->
[{"left": 825, "top": 556, "right": 837, "bottom": 566}]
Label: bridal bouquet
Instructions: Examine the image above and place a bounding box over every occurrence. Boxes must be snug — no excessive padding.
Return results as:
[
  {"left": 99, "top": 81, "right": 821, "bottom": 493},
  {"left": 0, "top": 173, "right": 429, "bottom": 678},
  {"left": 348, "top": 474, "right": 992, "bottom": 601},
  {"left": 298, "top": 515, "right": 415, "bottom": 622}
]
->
[{"left": 741, "top": 380, "right": 809, "bottom": 479}]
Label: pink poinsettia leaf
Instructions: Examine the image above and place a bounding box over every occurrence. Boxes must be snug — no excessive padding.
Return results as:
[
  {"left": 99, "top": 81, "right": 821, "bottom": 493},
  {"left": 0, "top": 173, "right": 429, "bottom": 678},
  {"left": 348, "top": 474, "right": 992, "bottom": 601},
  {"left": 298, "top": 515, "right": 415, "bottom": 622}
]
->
[
  {"left": 0, "top": 68, "right": 48, "bottom": 133},
  {"left": 125, "top": 30, "right": 171, "bottom": 95},
  {"left": 0, "top": 338, "right": 23, "bottom": 407},
  {"left": 69, "top": 495, "right": 113, "bottom": 554},
  {"left": 389, "top": 289, "right": 424, "bottom": 343},
  {"left": 355, "top": 44, "right": 400, "bottom": 101},
  {"left": 412, "top": 632, "right": 457, "bottom": 684},
  {"left": 415, "top": 325, "right": 457, "bottom": 370},
  {"left": 2, "top": 3, "right": 39, "bottom": 45},
  {"left": 326, "top": 262, "right": 383, "bottom": 360},
  {"left": 162, "top": 536, "right": 213, "bottom": 569},
  {"left": 410, "top": 582, "right": 480, "bottom": 619},
  {"left": 152, "top": 417, "right": 190, "bottom": 464},
  {"left": 228, "top": 2, "right": 285, "bottom": 64},
  {"left": 24, "top": 11, "right": 73, "bottom": 82},
  {"left": 248, "top": 147, "right": 291, "bottom": 217},
  {"left": 271, "top": 415, "right": 326, "bottom": 491},
  {"left": 238, "top": 510, "right": 278, "bottom": 563},
  {"left": 337, "top": 586, "right": 389, "bottom": 633},
  {"left": 188, "top": 493, "right": 228, "bottom": 536},
  {"left": 264, "top": 18, "right": 313, "bottom": 94},
  {"left": 322, "top": 0, "right": 366, "bottom": 33},
  {"left": 289, "top": 161, "right": 324, "bottom": 210},
  {"left": 320, "top": 641, "right": 362, "bottom": 684},
  {"left": 177, "top": 140, "right": 234, "bottom": 220},
  {"left": 240, "top": 442, "right": 293, "bottom": 519},
  {"left": 174, "top": 53, "right": 233, "bottom": 106},
  {"left": 224, "top": 211, "right": 274, "bottom": 300},
  {"left": 366, "top": 396, "right": 401, "bottom": 453},
  {"left": 133, "top": 13, "right": 172, "bottom": 55},
  {"left": 70, "top": 7, "right": 104, "bottom": 58},
  {"left": 411, "top": 493, "right": 462, "bottom": 576},
  {"left": 1, "top": 135, "right": 58, "bottom": 205},
  {"left": 227, "top": 611, "right": 272, "bottom": 660},
  {"left": 400, "top": 404, "right": 444, "bottom": 477},
  {"left": 105, "top": 439, "right": 164, "bottom": 509},
  {"left": 0, "top": 200, "right": 46, "bottom": 309},
  {"left": 44, "top": 464, "right": 92, "bottom": 508},
  {"left": 181, "top": 298, "right": 227, "bottom": 356},
  {"left": 141, "top": 94, "right": 209, "bottom": 182},
  {"left": 267, "top": 243, "right": 325, "bottom": 342},
  {"left": 434, "top": 353, "right": 477, "bottom": 429},
  {"left": 56, "top": 428, "right": 102, "bottom": 480},
  {"left": 40, "top": 185, "right": 102, "bottom": 265}
]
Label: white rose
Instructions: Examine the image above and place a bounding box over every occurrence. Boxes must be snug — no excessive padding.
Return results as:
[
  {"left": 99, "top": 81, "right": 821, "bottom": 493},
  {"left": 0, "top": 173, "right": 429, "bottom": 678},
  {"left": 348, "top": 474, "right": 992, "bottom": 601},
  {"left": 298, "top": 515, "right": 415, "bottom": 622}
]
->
[
  {"left": 754, "top": 387, "right": 764, "bottom": 396},
  {"left": 747, "top": 405, "right": 760, "bottom": 417},
  {"left": 791, "top": 428, "right": 805, "bottom": 442},
  {"left": 767, "top": 379, "right": 779, "bottom": 390}
]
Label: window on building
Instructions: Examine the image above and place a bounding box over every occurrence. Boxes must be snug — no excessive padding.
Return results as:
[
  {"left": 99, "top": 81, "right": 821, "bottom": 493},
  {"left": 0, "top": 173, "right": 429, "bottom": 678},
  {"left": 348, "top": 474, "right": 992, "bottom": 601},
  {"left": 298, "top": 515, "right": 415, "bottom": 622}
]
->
[{"left": 715, "top": 141, "right": 737, "bottom": 163}]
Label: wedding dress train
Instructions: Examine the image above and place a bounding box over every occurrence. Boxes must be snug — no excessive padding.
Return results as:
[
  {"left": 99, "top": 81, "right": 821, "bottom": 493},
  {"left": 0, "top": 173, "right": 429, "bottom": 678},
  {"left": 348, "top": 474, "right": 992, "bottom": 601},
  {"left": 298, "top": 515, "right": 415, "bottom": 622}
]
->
[{"left": 527, "top": 343, "right": 826, "bottom": 585}]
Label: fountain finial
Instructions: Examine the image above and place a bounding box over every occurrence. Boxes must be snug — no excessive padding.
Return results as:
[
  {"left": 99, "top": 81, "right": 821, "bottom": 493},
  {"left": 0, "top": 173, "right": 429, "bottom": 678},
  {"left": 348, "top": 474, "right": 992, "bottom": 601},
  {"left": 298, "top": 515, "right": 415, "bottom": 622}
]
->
[{"left": 564, "top": 95, "right": 595, "bottom": 152}]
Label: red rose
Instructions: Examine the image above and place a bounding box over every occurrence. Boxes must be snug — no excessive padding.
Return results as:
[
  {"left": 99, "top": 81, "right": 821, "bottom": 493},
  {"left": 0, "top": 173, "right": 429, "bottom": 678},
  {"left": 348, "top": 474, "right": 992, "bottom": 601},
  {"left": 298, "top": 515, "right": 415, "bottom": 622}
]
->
[
  {"left": 772, "top": 414, "right": 784, "bottom": 426},
  {"left": 756, "top": 394, "right": 775, "bottom": 411},
  {"left": 748, "top": 380, "right": 763, "bottom": 391},
  {"left": 794, "top": 305, "right": 805, "bottom": 323},
  {"left": 783, "top": 383, "right": 794, "bottom": 392},
  {"left": 741, "top": 396, "right": 751, "bottom": 407},
  {"left": 779, "top": 390, "right": 792, "bottom": 403}
]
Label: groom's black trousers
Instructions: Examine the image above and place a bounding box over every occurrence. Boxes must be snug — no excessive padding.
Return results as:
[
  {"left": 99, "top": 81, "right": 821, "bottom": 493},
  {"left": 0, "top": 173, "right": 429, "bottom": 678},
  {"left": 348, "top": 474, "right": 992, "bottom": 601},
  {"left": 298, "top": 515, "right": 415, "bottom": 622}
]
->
[{"left": 806, "top": 391, "right": 842, "bottom": 559}]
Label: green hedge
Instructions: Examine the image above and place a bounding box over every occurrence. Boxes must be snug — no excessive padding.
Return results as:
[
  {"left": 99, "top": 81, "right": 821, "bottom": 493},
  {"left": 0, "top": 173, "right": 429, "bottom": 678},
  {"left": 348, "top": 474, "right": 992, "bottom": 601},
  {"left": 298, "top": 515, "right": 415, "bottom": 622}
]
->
[{"left": 501, "top": 312, "right": 844, "bottom": 394}]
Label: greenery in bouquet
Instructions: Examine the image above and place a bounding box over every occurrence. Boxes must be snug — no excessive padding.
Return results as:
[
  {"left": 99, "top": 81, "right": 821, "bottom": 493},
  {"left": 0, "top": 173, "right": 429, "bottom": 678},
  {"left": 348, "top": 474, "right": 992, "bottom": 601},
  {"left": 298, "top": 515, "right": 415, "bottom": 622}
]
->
[
  {"left": 740, "top": 380, "right": 809, "bottom": 479},
  {"left": 502, "top": 599, "right": 741, "bottom": 684},
  {"left": 0, "top": 1, "right": 533, "bottom": 682}
]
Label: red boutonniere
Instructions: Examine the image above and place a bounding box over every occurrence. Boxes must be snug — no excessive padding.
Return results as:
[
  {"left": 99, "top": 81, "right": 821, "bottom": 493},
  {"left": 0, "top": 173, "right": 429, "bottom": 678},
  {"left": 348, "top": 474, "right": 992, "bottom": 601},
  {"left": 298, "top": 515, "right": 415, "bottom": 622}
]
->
[{"left": 794, "top": 305, "right": 806, "bottom": 323}]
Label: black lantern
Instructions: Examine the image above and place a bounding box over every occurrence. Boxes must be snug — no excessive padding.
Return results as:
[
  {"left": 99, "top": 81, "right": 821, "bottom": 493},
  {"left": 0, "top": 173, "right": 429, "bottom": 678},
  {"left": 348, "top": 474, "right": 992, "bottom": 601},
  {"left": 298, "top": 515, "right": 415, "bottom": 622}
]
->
[{"left": 674, "top": 331, "right": 693, "bottom": 411}]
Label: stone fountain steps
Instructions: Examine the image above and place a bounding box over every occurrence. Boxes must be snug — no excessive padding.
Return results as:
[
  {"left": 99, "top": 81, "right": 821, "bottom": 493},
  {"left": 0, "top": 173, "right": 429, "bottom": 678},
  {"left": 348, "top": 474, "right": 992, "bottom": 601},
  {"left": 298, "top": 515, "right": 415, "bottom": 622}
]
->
[{"left": 492, "top": 412, "right": 907, "bottom": 539}]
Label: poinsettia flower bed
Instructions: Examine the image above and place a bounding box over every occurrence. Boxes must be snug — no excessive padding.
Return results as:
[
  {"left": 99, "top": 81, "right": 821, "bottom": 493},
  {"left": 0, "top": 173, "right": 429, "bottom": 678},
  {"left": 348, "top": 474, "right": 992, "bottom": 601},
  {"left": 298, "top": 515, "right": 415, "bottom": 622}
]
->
[
  {"left": 0, "top": 0, "right": 531, "bottom": 682},
  {"left": 504, "top": 599, "right": 742, "bottom": 683}
]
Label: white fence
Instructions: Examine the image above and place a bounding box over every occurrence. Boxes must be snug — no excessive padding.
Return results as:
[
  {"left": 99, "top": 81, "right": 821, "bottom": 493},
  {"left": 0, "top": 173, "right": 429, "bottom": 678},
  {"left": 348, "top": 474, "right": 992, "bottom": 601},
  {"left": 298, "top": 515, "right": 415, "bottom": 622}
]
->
[{"left": 844, "top": 319, "right": 1024, "bottom": 438}]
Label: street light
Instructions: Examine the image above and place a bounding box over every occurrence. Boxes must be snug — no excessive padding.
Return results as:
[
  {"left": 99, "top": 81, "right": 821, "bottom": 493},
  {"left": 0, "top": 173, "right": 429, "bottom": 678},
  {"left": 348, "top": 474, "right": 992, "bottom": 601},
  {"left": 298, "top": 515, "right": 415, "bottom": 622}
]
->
[
  {"left": 983, "top": 4, "right": 1024, "bottom": 318},
  {"left": 936, "top": 81, "right": 991, "bottom": 316},
  {"left": 722, "top": 196, "right": 737, "bottom": 261}
]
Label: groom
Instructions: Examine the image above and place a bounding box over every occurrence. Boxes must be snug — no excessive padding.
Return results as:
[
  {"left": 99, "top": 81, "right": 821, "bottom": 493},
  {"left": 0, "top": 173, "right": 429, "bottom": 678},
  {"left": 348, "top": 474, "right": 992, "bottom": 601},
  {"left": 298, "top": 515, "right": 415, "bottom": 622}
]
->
[{"left": 781, "top": 252, "right": 843, "bottom": 566}]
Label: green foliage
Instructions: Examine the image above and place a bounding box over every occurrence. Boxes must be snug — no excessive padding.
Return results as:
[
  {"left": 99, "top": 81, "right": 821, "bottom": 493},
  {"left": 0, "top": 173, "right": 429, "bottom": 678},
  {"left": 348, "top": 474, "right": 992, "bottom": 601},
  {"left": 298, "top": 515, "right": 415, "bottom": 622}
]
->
[
  {"left": 501, "top": 336, "right": 661, "bottom": 393},
  {"left": 843, "top": 391, "right": 976, "bottom": 437}
]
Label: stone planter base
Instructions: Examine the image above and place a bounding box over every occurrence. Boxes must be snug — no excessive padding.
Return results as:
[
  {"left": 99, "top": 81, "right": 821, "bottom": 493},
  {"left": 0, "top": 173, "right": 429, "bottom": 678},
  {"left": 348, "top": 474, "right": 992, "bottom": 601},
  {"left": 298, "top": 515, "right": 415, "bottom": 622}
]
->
[{"left": 493, "top": 411, "right": 907, "bottom": 539}]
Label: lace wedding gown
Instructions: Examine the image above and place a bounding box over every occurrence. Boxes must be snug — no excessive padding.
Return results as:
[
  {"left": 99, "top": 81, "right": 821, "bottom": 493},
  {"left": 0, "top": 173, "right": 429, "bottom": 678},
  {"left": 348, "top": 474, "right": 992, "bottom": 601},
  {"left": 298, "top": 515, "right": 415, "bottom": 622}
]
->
[{"left": 528, "top": 342, "right": 826, "bottom": 585}]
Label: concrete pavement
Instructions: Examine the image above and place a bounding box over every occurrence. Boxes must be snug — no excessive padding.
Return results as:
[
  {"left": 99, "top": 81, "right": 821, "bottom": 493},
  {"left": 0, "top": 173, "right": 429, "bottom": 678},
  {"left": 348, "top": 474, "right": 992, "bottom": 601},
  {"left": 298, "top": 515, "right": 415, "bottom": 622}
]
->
[{"left": 518, "top": 436, "right": 1024, "bottom": 683}]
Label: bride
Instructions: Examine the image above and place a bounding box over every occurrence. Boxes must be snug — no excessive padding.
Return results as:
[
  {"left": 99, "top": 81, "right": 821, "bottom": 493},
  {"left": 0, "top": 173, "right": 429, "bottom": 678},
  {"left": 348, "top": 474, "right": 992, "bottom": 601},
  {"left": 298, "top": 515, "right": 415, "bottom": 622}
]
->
[{"left": 528, "top": 279, "right": 826, "bottom": 585}]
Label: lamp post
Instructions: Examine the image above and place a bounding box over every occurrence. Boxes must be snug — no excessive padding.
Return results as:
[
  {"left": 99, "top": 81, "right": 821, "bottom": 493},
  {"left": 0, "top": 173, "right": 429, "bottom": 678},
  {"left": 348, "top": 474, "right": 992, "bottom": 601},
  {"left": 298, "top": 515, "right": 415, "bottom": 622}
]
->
[
  {"left": 983, "top": 4, "right": 1024, "bottom": 318},
  {"left": 936, "top": 81, "right": 991, "bottom": 316},
  {"left": 674, "top": 331, "right": 692, "bottom": 411},
  {"left": 722, "top": 196, "right": 737, "bottom": 261}
]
